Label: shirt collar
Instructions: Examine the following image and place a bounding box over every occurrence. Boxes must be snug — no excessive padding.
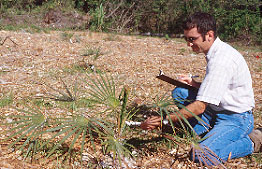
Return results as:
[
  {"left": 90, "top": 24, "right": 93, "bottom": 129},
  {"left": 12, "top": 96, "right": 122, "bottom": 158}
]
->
[{"left": 206, "top": 37, "right": 221, "bottom": 61}]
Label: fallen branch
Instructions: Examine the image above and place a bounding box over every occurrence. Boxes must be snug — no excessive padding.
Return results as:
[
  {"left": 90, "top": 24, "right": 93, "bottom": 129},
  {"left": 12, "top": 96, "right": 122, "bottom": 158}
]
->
[{"left": 0, "top": 36, "right": 18, "bottom": 46}]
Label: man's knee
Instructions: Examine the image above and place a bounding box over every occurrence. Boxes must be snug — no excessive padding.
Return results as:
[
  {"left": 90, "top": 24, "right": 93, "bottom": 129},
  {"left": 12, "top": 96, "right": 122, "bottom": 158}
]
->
[
  {"left": 172, "top": 87, "right": 197, "bottom": 107},
  {"left": 172, "top": 87, "right": 188, "bottom": 102}
]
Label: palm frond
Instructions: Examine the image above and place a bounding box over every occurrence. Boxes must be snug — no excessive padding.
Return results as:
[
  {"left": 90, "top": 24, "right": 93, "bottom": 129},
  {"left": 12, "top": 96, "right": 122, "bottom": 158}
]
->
[
  {"left": 101, "top": 134, "right": 134, "bottom": 165},
  {"left": 0, "top": 104, "right": 48, "bottom": 159},
  {"left": 191, "top": 143, "right": 226, "bottom": 168},
  {"left": 87, "top": 73, "right": 120, "bottom": 111},
  {"left": 42, "top": 76, "right": 77, "bottom": 102},
  {"left": 41, "top": 114, "right": 106, "bottom": 160},
  {"left": 150, "top": 92, "right": 174, "bottom": 128}
]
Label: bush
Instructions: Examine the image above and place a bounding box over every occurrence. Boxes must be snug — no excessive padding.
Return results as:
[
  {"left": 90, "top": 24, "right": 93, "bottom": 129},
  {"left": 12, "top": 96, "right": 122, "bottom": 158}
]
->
[{"left": 1, "top": 0, "right": 261, "bottom": 45}]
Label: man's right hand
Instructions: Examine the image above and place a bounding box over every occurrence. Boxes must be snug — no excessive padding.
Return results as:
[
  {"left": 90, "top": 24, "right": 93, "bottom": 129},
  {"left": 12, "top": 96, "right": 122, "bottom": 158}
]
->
[
  {"left": 177, "top": 74, "right": 193, "bottom": 85},
  {"left": 177, "top": 74, "right": 201, "bottom": 88}
]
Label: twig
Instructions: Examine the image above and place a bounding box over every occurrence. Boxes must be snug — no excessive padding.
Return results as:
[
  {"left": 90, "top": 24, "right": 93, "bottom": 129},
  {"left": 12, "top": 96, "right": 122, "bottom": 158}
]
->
[
  {"left": 0, "top": 36, "right": 18, "bottom": 46},
  {"left": 105, "top": 0, "right": 123, "bottom": 19}
]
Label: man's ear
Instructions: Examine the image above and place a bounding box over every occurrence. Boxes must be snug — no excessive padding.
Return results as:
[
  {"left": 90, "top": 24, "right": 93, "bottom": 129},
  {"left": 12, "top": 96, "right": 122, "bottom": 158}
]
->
[{"left": 207, "top": 30, "right": 215, "bottom": 41}]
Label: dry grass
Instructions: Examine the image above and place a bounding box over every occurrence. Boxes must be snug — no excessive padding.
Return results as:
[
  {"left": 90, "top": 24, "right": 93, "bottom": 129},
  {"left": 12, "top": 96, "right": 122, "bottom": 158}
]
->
[{"left": 0, "top": 30, "right": 261, "bottom": 168}]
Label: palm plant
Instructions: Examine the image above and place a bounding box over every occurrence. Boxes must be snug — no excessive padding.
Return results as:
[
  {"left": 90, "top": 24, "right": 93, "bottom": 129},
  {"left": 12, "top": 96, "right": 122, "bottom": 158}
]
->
[
  {"left": 81, "top": 46, "right": 103, "bottom": 61},
  {"left": 43, "top": 76, "right": 77, "bottom": 102},
  {"left": 0, "top": 73, "right": 134, "bottom": 167},
  {"left": 60, "top": 32, "right": 74, "bottom": 42},
  {"left": 0, "top": 104, "right": 48, "bottom": 160},
  {"left": 39, "top": 113, "right": 105, "bottom": 164},
  {"left": 101, "top": 87, "right": 137, "bottom": 162},
  {"left": 86, "top": 73, "right": 136, "bottom": 164}
]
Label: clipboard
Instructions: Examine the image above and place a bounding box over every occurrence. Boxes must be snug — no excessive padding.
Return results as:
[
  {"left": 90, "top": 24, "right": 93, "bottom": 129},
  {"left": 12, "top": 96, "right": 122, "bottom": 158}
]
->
[{"left": 156, "top": 70, "right": 198, "bottom": 91}]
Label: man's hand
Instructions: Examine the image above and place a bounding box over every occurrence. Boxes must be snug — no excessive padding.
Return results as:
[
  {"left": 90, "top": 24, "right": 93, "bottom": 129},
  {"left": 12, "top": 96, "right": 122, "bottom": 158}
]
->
[
  {"left": 177, "top": 74, "right": 193, "bottom": 85},
  {"left": 140, "top": 116, "right": 161, "bottom": 130},
  {"left": 177, "top": 74, "right": 200, "bottom": 88},
  {"left": 140, "top": 100, "right": 207, "bottom": 130}
]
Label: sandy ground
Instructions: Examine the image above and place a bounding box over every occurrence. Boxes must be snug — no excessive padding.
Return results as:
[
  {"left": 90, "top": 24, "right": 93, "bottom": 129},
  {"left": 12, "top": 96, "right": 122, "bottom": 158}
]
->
[{"left": 0, "top": 30, "right": 261, "bottom": 168}]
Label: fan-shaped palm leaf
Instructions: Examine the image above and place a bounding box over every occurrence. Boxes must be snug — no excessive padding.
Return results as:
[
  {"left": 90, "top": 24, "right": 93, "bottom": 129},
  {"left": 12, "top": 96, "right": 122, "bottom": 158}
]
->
[
  {"left": 191, "top": 142, "right": 226, "bottom": 168},
  {"left": 87, "top": 73, "right": 120, "bottom": 112},
  {"left": 101, "top": 135, "right": 135, "bottom": 164},
  {"left": 39, "top": 114, "right": 105, "bottom": 164},
  {"left": 0, "top": 105, "right": 48, "bottom": 158},
  {"left": 41, "top": 76, "right": 77, "bottom": 102}
]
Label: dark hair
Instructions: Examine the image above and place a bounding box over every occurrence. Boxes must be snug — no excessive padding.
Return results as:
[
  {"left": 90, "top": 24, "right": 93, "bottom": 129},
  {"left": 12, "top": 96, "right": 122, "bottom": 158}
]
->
[{"left": 183, "top": 12, "right": 217, "bottom": 41}]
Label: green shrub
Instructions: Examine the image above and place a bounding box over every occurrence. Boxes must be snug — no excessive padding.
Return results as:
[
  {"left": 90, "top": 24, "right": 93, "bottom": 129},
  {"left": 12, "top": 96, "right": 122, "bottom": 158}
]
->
[{"left": 1, "top": 0, "right": 261, "bottom": 44}]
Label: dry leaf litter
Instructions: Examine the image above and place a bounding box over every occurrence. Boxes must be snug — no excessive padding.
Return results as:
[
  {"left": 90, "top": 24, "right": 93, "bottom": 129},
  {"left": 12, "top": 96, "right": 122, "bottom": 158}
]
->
[{"left": 0, "top": 30, "right": 261, "bottom": 168}]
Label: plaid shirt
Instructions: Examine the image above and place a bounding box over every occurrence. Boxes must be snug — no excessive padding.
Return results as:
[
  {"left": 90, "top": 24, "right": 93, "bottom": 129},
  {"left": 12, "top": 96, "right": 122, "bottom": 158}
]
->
[{"left": 196, "top": 37, "right": 255, "bottom": 113}]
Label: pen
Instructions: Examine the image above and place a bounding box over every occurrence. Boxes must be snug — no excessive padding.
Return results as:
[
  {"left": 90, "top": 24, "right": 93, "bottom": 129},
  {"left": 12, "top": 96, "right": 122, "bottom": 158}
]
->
[{"left": 189, "top": 74, "right": 199, "bottom": 78}]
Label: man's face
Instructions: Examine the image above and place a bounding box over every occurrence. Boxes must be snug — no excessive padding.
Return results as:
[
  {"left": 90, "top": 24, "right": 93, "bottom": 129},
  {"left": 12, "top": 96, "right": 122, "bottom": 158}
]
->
[{"left": 184, "top": 27, "right": 210, "bottom": 55}]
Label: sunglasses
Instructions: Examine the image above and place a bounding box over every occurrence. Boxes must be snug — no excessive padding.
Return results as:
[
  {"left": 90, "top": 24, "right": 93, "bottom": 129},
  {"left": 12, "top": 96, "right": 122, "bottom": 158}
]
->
[{"left": 184, "top": 36, "right": 201, "bottom": 43}]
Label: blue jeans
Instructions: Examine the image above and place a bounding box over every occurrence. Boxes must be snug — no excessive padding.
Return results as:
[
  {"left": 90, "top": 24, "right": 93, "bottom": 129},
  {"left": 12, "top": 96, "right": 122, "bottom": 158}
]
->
[{"left": 172, "top": 87, "right": 254, "bottom": 165}]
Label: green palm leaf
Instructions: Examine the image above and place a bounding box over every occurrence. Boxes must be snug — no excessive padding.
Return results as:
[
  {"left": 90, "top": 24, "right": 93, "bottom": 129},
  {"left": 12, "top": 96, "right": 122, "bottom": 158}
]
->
[
  {"left": 41, "top": 76, "right": 77, "bottom": 102},
  {"left": 87, "top": 73, "right": 120, "bottom": 110},
  {"left": 192, "top": 143, "right": 226, "bottom": 168},
  {"left": 0, "top": 104, "right": 48, "bottom": 159},
  {"left": 46, "top": 126, "right": 81, "bottom": 157},
  {"left": 41, "top": 114, "right": 106, "bottom": 161}
]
